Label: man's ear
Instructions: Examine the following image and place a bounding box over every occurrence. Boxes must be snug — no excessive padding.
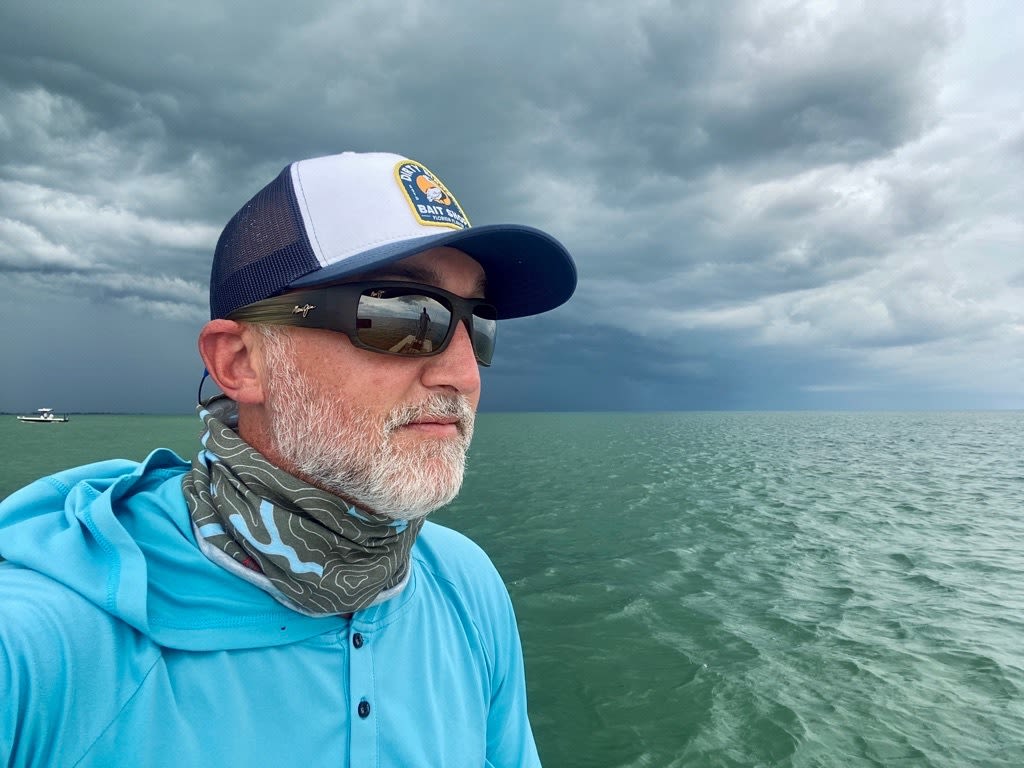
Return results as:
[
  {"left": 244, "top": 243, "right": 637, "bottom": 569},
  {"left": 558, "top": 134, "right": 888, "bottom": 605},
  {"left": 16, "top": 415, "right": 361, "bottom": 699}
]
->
[{"left": 197, "top": 320, "right": 267, "bottom": 405}]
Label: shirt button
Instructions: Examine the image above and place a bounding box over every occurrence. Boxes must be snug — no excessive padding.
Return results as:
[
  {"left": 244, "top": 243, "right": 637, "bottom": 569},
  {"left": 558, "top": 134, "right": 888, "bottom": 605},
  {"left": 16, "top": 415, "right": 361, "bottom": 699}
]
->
[
  {"left": 352, "top": 632, "right": 364, "bottom": 649},
  {"left": 358, "top": 700, "right": 371, "bottom": 719}
]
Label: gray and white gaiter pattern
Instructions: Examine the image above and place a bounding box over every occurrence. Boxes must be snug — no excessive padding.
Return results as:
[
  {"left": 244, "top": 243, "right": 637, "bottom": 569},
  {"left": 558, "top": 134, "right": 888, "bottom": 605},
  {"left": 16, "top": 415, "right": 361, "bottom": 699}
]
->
[{"left": 182, "top": 398, "right": 423, "bottom": 616}]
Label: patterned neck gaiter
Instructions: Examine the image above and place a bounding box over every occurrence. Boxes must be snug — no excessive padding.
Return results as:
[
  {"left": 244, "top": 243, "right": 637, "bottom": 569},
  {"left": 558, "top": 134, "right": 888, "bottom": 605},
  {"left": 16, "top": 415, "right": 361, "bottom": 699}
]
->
[{"left": 181, "top": 397, "right": 423, "bottom": 616}]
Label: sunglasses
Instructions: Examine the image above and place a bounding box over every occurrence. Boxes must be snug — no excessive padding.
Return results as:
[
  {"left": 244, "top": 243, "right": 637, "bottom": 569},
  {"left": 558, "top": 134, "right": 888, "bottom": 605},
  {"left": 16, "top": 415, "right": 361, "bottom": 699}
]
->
[{"left": 227, "top": 281, "right": 497, "bottom": 366}]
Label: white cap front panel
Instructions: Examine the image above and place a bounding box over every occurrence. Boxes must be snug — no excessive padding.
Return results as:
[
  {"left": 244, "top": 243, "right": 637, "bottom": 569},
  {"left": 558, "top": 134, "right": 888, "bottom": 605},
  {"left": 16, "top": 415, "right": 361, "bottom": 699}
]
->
[{"left": 290, "top": 152, "right": 470, "bottom": 269}]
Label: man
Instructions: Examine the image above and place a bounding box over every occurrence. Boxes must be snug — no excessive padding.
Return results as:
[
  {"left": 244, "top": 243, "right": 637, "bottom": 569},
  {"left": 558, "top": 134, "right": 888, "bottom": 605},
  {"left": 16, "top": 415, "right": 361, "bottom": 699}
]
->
[{"left": 0, "top": 152, "right": 576, "bottom": 767}]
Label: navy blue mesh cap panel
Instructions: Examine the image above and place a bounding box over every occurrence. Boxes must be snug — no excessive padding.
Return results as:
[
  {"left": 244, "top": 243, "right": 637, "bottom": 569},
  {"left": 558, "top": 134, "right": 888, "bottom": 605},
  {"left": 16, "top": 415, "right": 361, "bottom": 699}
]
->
[{"left": 209, "top": 166, "right": 320, "bottom": 319}]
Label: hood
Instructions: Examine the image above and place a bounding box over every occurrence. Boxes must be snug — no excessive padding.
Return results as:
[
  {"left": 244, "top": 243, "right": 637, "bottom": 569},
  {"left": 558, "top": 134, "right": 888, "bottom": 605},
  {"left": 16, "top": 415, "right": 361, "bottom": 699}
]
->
[{"left": 0, "top": 449, "right": 348, "bottom": 651}]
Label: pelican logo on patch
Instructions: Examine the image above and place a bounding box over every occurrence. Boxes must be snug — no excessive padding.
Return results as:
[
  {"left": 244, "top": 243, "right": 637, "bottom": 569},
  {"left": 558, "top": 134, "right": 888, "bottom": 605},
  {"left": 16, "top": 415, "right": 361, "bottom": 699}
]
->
[{"left": 395, "top": 160, "right": 470, "bottom": 230}]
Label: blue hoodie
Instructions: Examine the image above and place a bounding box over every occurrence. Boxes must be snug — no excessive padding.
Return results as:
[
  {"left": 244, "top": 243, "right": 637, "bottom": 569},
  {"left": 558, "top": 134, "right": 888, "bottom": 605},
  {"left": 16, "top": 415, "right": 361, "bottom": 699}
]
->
[{"left": 0, "top": 449, "right": 540, "bottom": 767}]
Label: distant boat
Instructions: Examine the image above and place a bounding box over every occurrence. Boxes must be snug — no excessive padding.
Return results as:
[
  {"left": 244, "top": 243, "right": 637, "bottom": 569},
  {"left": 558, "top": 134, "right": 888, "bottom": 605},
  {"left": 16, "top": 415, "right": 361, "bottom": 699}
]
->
[{"left": 16, "top": 408, "right": 70, "bottom": 424}]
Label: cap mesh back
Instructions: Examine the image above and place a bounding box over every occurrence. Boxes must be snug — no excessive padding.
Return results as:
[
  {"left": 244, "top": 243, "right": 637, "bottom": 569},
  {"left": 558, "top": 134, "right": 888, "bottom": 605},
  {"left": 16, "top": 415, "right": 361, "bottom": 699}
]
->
[{"left": 209, "top": 166, "right": 319, "bottom": 318}]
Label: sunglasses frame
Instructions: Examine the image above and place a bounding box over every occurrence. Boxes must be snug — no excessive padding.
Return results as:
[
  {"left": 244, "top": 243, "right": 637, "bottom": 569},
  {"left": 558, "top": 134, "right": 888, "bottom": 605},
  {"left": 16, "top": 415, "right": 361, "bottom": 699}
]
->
[{"left": 226, "top": 281, "right": 497, "bottom": 366}]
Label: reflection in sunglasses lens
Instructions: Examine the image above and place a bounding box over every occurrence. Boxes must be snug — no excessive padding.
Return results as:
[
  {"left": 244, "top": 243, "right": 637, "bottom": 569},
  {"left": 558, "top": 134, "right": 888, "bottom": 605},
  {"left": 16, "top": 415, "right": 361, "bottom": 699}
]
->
[
  {"left": 357, "top": 293, "right": 450, "bottom": 356},
  {"left": 472, "top": 310, "right": 496, "bottom": 364},
  {"left": 355, "top": 288, "right": 495, "bottom": 364}
]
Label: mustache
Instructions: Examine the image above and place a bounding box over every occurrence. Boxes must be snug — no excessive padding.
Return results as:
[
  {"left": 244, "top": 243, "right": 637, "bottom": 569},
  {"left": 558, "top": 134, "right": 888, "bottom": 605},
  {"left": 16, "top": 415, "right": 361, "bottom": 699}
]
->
[{"left": 385, "top": 393, "right": 475, "bottom": 437}]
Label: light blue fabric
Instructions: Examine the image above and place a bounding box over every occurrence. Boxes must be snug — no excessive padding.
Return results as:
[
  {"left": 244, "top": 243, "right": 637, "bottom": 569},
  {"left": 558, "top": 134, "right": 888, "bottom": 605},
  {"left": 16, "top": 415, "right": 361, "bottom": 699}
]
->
[{"left": 0, "top": 450, "right": 540, "bottom": 767}]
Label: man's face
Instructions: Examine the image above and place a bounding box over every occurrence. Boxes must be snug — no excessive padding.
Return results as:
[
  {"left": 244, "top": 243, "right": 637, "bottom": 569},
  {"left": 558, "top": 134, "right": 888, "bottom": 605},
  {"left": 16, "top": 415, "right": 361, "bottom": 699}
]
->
[{"left": 254, "top": 247, "right": 485, "bottom": 519}]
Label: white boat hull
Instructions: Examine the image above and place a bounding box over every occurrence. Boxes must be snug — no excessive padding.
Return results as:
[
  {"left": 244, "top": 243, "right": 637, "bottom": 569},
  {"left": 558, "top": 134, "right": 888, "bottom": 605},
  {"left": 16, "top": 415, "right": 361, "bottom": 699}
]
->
[{"left": 16, "top": 409, "right": 70, "bottom": 423}]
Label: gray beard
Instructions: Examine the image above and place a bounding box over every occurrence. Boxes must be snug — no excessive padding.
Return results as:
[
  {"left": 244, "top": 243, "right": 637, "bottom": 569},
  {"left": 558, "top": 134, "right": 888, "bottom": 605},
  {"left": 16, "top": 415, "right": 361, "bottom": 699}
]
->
[{"left": 260, "top": 331, "right": 475, "bottom": 520}]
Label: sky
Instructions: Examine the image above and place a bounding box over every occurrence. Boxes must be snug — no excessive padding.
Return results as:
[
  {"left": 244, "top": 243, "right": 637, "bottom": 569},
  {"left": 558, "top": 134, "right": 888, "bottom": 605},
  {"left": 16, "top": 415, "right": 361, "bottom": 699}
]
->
[{"left": 1, "top": 0, "right": 1021, "bottom": 413}]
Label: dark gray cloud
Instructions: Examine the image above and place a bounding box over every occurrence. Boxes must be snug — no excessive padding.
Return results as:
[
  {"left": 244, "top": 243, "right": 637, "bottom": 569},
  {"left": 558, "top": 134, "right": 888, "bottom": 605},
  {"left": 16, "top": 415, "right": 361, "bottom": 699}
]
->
[{"left": 0, "top": 0, "right": 1021, "bottom": 413}]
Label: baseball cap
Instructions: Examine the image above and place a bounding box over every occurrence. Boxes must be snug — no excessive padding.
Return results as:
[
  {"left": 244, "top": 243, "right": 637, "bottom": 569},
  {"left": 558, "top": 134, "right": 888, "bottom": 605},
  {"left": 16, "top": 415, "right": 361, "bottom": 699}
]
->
[{"left": 210, "top": 152, "right": 577, "bottom": 320}]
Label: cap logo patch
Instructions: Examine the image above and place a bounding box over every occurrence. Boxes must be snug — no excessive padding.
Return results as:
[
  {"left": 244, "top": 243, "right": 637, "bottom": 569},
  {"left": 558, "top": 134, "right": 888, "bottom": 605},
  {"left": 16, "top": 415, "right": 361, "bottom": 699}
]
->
[{"left": 395, "top": 160, "right": 470, "bottom": 230}]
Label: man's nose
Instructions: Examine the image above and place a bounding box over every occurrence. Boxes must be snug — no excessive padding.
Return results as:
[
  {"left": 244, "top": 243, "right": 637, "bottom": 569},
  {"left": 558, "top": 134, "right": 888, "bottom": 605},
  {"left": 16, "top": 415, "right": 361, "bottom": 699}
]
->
[{"left": 420, "top": 320, "right": 481, "bottom": 395}]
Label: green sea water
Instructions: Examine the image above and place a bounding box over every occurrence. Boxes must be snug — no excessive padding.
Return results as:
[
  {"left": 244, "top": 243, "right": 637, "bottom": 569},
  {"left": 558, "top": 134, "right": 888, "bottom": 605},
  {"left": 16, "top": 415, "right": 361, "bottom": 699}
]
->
[{"left": 2, "top": 411, "right": 1023, "bottom": 766}]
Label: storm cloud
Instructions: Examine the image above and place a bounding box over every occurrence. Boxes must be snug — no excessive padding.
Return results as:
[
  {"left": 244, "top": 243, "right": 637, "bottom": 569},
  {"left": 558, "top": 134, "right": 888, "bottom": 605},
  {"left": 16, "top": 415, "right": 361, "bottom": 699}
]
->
[{"left": 1, "top": 0, "right": 1021, "bottom": 412}]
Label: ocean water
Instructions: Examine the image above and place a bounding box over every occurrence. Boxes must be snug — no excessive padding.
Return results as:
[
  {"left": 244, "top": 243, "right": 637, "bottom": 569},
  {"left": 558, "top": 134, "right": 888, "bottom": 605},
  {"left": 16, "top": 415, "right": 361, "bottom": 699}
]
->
[{"left": 2, "top": 411, "right": 1023, "bottom": 766}]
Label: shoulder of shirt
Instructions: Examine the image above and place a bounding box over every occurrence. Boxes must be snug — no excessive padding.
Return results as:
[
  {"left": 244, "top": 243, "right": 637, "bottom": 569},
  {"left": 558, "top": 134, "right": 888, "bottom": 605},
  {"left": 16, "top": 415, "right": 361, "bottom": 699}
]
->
[
  {"left": 2, "top": 448, "right": 188, "bottom": 511},
  {"left": 411, "top": 522, "right": 509, "bottom": 597},
  {"left": 414, "top": 521, "right": 495, "bottom": 570}
]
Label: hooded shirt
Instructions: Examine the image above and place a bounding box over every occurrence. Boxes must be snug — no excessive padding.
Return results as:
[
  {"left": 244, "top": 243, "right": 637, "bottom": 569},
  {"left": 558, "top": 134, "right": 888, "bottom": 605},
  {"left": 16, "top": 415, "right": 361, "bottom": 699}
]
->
[{"left": 0, "top": 449, "right": 539, "bottom": 767}]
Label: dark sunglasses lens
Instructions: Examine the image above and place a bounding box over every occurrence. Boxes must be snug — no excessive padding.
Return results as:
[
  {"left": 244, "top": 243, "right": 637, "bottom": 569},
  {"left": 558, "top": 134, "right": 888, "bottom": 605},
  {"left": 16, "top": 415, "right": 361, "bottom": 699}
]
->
[
  {"left": 356, "top": 290, "right": 451, "bottom": 356},
  {"left": 471, "top": 306, "right": 497, "bottom": 365}
]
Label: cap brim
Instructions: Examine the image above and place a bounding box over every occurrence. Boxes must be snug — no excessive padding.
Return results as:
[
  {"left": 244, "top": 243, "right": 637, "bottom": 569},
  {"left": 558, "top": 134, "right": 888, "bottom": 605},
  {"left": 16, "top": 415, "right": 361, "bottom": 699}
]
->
[{"left": 287, "top": 224, "right": 577, "bottom": 320}]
